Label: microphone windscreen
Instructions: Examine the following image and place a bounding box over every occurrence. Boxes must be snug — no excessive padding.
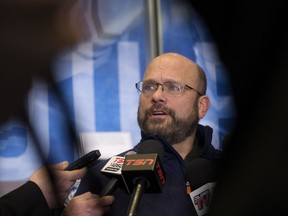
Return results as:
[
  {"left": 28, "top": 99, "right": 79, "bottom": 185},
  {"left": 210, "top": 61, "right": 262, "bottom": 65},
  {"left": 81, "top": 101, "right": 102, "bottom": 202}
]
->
[
  {"left": 187, "top": 158, "right": 216, "bottom": 190},
  {"left": 125, "top": 150, "right": 137, "bottom": 156},
  {"left": 137, "top": 139, "right": 165, "bottom": 161}
]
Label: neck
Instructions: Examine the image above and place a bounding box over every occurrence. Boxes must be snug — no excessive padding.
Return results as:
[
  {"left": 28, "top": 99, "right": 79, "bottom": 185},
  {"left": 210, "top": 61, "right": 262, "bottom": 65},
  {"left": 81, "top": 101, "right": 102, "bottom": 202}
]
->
[{"left": 172, "top": 134, "right": 196, "bottom": 159}]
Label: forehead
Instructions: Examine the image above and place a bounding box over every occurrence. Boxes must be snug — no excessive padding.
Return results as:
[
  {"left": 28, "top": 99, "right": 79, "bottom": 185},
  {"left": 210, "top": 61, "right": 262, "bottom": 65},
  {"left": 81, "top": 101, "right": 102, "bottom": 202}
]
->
[{"left": 143, "top": 54, "right": 199, "bottom": 83}]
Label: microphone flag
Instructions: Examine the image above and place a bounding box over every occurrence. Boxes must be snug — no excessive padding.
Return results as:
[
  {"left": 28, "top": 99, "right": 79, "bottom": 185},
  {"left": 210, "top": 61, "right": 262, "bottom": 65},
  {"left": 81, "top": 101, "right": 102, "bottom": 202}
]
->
[
  {"left": 189, "top": 182, "right": 216, "bottom": 216},
  {"left": 121, "top": 153, "right": 166, "bottom": 194}
]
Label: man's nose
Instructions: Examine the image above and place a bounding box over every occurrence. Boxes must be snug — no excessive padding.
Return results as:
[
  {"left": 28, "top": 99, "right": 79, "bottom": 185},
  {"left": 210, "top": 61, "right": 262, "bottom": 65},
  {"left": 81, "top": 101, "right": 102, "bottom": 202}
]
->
[{"left": 151, "top": 84, "right": 166, "bottom": 103}]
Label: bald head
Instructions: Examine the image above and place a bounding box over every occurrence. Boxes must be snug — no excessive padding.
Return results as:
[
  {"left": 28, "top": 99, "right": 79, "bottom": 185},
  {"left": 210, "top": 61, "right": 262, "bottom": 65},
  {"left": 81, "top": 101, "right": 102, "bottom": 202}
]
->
[{"left": 144, "top": 52, "right": 207, "bottom": 95}]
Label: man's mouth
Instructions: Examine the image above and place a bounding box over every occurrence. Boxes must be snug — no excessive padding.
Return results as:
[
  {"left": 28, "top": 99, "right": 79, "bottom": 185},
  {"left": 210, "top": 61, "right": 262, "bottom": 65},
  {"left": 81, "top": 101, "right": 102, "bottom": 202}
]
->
[
  {"left": 146, "top": 105, "right": 172, "bottom": 118},
  {"left": 150, "top": 109, "right": 169, "bottom": 116}
]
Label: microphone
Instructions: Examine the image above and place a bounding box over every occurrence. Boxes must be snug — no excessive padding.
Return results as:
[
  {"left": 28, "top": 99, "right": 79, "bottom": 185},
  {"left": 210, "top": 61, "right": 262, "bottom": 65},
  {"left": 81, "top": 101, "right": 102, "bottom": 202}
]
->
[
  {"left": 100, "top": 151, "right": 136, "bottom": 196},
  {"left": 187, "top": 159, "right": 217, "bottom": 216},
  {"left": 121, "top": 139, "right": 166, "bottom": 216}
]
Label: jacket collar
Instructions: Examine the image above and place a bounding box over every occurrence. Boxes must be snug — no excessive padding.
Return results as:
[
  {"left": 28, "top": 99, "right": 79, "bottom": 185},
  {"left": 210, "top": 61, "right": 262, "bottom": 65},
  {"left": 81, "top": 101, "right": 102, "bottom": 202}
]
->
[{"left": 138, "top": 124, "right": 215, "bottom": 159}]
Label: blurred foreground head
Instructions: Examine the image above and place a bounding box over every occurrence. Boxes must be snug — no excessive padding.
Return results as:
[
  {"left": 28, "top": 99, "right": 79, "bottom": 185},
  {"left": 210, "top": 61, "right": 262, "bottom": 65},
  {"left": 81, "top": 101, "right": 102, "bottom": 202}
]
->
[{"left": 0, "top": 0, "right": 81, "bottom": 123}]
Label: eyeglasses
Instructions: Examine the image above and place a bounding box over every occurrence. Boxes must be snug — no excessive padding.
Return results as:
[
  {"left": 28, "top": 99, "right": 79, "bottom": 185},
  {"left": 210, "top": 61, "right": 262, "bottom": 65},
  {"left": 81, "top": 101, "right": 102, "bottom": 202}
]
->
[{"left": 135, "top": 80, "right": 204, "bottom": 96}]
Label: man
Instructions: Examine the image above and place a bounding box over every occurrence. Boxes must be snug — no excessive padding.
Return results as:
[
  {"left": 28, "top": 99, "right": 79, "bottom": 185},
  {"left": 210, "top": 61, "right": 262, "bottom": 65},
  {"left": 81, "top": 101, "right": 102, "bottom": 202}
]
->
[{"left": 77, "top": 52, "right": 222, "bottom": 216}]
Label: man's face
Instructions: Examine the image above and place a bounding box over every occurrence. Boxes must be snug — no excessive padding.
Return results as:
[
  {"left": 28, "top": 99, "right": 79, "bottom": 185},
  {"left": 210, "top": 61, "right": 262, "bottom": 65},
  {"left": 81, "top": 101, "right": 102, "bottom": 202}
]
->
[{"left": 137, "top": 54, "right": 201, "bottom": 144}]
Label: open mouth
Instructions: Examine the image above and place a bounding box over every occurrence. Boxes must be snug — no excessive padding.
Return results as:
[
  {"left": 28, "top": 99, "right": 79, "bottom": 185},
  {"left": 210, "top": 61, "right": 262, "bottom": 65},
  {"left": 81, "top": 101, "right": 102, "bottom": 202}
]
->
[
  {"left": 146, "top": 105, "right": 172, "bottom": 119},
  {"left": 151, "top": 109, "right": 169, "bottom": 117}
]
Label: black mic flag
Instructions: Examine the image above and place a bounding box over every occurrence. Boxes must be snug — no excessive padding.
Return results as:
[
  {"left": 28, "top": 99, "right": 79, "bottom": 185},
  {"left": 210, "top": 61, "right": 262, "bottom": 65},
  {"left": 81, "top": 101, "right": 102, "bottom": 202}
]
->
[{"left": 122, "top": 139, "right": 166, "bottom": 216}]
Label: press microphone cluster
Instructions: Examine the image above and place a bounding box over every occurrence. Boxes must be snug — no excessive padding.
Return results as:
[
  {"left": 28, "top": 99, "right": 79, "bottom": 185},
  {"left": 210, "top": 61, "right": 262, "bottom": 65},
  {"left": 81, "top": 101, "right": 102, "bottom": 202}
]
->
[
  {"left": 187, "top": 159, "right": 217, "bottom": 216},
  {"left": 121, "top": 139, "right": 166, "bottom": 216},
  {"left": 99, "top": 139, "right": 166, "bottom": 215}
]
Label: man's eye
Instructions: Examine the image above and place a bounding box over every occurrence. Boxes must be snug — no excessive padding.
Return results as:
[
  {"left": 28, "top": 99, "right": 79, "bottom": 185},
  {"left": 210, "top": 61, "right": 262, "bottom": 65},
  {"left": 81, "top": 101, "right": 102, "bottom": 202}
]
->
[
  {"left": 167, "top": 83, "right": 180, "bottom": 91},
  {"left": 143, "top": 84, "right": 156, "bottom": 91}
]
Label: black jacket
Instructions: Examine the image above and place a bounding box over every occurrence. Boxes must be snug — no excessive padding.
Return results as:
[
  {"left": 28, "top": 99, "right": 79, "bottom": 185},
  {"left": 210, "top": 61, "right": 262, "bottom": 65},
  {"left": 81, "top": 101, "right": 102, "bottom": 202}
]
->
[
  {"left": 77, "top": 124, "right": 223, "bottom": 216},
  {"left": 0, "top": 181, "right": 50, "bottom": 216}
]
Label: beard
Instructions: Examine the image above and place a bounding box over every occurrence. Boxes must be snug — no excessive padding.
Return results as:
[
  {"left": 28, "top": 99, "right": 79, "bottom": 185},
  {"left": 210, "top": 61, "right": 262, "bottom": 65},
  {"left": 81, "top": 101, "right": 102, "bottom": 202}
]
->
[{"left": 137, "top": 103, "right": 199, "bottom": 145}]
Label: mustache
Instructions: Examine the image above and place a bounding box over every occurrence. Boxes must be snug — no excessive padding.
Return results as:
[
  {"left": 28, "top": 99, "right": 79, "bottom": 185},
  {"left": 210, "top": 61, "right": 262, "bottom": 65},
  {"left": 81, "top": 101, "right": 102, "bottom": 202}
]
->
[{"left": 145, "top": 104, "right": 174, "bottom": 116}]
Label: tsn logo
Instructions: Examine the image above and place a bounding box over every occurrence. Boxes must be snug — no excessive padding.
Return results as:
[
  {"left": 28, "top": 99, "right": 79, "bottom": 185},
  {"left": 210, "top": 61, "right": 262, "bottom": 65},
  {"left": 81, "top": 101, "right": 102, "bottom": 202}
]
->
[
  {"left": 125, "top": 159, "right": 154, "bottom": 166},
  {"left": 124, "top": 157, "right": 165, "bottom": 185},
  {"left": 155, "top": 161, "right": 165, "bottom": 185}
]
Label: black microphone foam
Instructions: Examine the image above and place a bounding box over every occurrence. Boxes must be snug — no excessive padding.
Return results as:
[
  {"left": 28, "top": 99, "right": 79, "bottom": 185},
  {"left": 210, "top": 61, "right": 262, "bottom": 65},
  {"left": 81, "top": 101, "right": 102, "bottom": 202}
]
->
[
  {"left": 136, "top": 139, "right": 165, "bottom": 161},
  {"left": 187, "top": 158, "right": 217, "bottom": 190}
]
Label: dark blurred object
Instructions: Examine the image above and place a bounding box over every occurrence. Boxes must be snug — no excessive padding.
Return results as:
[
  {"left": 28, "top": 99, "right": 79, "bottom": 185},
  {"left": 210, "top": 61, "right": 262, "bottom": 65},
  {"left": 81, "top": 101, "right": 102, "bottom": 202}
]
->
[
  {"left": 0, "top": 0, "right": 80, "bottom": 124},
  {"left": 0, "top": 1, "right": 83, "bottom": 214},
  {"left": 187, "top": 158, "right": 217, "bottom": 190},
  {"left": 191, "top": 0, "right": 288, "bottom": 215}
]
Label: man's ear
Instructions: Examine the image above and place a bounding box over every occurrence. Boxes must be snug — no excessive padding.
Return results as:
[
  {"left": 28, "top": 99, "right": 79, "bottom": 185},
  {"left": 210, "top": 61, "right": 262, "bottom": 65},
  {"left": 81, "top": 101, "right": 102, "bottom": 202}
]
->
[{"left": 198, "top": 95, "right": 210, "bottom": 119}]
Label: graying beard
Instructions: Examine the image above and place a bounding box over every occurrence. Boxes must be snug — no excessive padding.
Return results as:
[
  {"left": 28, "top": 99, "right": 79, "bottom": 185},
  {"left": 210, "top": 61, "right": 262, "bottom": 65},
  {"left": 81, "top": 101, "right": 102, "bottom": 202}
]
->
[{"left": 138, "top": 109, "right": 199, "bottom": 145}]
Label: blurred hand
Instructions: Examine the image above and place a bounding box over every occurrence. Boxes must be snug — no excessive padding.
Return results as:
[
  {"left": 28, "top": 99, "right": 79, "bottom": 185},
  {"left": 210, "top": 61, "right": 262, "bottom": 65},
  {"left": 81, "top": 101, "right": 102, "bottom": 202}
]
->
[
  {"left": 29, "top": 161, "right": 87, "bottom": 209},
  {"left": 62, "top": 192, "right": 115, "bottom": 216}
]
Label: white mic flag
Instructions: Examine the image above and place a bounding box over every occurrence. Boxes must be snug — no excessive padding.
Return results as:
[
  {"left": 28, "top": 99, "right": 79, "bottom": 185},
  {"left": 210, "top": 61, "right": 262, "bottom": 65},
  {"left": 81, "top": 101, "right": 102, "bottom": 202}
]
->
[
  {"left": 189, "top": 182, "right": 216, "bottom": 216},
  {"left": 101, "top": 155, "right": 125, "bottom": 175}
]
